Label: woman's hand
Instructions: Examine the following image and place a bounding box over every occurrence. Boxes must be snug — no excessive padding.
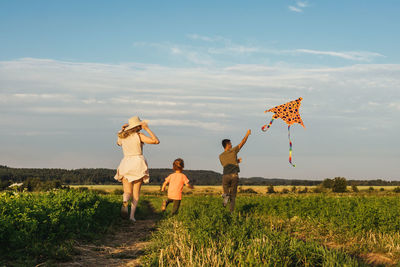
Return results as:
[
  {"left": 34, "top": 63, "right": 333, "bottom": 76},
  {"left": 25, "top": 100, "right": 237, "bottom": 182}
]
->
[
  {"left": 141, "top": 121, "right": 149, "bottom": 129},
  {"left": 121, "top": 123, "right": 129, "bottom": 131},
  {"left": 138, "top": 121, "right": 160, "bottom": 144}
]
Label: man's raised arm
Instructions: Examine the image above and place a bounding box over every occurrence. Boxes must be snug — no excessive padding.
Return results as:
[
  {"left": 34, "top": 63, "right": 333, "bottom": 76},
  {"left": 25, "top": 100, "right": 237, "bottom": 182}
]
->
[{"left": 238, "top": 129, "right": 251, "bottom": 150}]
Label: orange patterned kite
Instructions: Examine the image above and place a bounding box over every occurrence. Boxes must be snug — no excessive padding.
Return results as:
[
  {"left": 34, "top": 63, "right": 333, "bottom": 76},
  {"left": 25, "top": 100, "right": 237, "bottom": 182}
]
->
[{"left": 261, "top": 97, "right": 305, "bottom": 167}]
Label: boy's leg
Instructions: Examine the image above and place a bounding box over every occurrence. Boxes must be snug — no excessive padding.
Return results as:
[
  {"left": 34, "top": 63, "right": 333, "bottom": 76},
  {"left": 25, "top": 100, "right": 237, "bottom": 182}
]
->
[
  {"left": 171, "top": 200, "right": 181, "bottom": 215},
  {"left": 229, "top": 174, "right": 239, "bottom": 212},
  {"left": 162, "top": 198, "right": 173, "bottom": 211}
]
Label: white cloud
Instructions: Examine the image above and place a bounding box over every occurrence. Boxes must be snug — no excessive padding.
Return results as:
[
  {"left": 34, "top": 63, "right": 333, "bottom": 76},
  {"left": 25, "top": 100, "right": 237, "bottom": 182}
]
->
[
  {"left": 187, "top": 34, "right": 221, "bottom": 42},
  {"left": 289, "top": 0, "right": 309, "bottom": 13},
  {"left": 170, "top": 47, "right": 182, "bottom": 54},
  {"left": 150, "top": 119, "right": 227, "bottom": 131},
  {"left": 1, "top": 58, "right": 399, "bottom": 178},
  {"left": 110, "top": 97, "right": 179, "bottom": 106},
  {"left": 132, "top": 37, "right": 384, "bottom": 64},
  {"left": 133, "top": 41, "right": 215, "bottom": 65},
  {"left": 389, "top": 102, "right": 400, "bottom": 110},
  {"left": 208, "top": 45, "right": 261, "bottom": 55},
  {"left": 1, "top": 58, "right": 399, "bottom": 126},
  {"left": 296, "top": 49, "right": 384, "bottom": 62},
  {"left": 289, "top": 5, "right": 303, "bottom": 12}
]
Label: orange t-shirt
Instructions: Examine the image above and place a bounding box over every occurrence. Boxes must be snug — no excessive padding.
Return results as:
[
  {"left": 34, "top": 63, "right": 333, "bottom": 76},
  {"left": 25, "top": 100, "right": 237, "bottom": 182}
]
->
[{"left": 165, "top": 172, "right": 190, "bottom": 200}]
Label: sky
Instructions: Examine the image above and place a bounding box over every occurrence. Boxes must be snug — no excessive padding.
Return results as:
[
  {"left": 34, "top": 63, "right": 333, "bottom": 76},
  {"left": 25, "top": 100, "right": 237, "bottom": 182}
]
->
[{"left": 0, "top": 0, "right": 399, "bottom": 180}]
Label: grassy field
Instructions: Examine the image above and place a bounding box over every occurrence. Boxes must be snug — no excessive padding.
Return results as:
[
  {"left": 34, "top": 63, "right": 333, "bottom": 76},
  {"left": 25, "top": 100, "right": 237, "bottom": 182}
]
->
[
  {"left": 0, "top": 190, "right": 154, "bottom": 266},
  {"left": 4, "top": 187, "right": 400, "bottom": 266},
  {"left": 145, "top": 194, "right": 400, "bottom": 266}
]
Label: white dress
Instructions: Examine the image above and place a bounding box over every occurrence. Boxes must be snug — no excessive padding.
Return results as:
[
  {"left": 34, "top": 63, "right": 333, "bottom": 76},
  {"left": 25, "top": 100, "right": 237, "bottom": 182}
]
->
[{"left": 114, "top": 133, "right": 150, "bottom": 183}]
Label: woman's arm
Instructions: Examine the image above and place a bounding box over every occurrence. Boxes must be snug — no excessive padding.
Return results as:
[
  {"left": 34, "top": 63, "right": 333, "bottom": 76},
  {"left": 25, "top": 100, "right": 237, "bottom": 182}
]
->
[{"left": 139, "top": 122, "right": 160, "bottom": 144}]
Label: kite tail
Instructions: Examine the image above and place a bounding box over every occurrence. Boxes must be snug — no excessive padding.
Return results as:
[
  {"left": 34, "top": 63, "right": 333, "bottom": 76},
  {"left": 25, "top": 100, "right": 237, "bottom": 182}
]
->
[
  {"left": 288, "top": 125, "right": 296, "bottom": 167},
  {"left": 261, "top": 118, "right": 275, "bottom": 132}
]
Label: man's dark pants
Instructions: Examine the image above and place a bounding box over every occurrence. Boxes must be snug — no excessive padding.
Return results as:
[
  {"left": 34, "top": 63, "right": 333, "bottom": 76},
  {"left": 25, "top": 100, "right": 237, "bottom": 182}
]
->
[{"left": 222, "top": 173, "right": 239, "bottom": 212}]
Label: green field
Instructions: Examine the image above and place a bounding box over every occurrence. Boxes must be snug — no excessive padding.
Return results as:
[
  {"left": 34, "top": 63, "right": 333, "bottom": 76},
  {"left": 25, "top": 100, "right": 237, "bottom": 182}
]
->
[
  {"left": 2, "top": 189, "right": 400, "bottom": 266},
  {"left": 145, "top": 194, "right": 400, "bottom": 266}
]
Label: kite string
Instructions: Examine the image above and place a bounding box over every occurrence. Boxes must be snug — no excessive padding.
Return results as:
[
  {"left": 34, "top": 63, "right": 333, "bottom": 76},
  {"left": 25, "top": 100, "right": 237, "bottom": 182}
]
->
[
  {"left": 288, "top": 125, "right": 296, "bottom": 167},
  {"left": 261, "top": 118, "right": 275, "bottom": 132}
]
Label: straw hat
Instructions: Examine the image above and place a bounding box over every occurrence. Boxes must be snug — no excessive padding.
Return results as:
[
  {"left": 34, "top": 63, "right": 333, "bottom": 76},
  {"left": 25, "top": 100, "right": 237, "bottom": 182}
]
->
[{"left": 125, "top": 116, "right": 147, "bottom": 131}]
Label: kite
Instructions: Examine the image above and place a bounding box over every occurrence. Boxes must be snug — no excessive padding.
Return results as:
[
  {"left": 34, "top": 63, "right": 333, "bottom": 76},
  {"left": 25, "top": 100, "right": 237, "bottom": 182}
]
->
[{"left": 261, "top": 97, "right": 305, "bottom": 167}]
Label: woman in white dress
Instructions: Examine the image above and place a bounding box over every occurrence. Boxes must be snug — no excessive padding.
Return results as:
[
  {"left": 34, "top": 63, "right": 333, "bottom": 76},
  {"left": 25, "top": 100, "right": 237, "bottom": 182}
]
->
[{"left": 114, "top": 116, "right": 160, "bottom": 221}]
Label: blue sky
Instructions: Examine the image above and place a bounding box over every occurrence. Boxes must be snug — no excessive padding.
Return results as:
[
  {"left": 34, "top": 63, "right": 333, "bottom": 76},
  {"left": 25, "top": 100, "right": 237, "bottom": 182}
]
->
[{"left": 0, "top": 1, "right": 399, "bottom": 180}]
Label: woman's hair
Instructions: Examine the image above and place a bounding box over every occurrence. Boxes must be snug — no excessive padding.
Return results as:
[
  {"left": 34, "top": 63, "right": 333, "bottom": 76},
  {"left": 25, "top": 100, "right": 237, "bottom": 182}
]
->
[
  {"left": 173, "top": 158, "right": 184, "bottom": 171},
  {"left": 118, "top": 125, "right": 142, "bottom": 139}
]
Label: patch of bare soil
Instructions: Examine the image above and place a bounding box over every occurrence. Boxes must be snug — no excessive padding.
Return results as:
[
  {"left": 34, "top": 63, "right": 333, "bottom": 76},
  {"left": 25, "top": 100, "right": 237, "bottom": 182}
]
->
[{"left": 60, "top": 201, "right": 158, "bottom": 267}]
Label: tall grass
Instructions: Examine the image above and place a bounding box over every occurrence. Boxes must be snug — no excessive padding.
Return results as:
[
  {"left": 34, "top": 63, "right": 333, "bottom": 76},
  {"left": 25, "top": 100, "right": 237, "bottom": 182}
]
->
[{"left": 145, "top": 196, "right": 366, "bottom": 266}]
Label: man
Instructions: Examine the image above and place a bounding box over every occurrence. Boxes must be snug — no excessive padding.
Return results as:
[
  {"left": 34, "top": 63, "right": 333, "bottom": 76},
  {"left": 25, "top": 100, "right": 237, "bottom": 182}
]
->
[{"left": 219, "top": 129, "right": 251, "bottom": 212}]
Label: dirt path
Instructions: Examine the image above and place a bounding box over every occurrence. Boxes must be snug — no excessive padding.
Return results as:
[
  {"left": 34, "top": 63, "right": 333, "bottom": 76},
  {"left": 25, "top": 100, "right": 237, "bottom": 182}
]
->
[{"left": 61, "top": 201, "right": 158, "bottom": 267}]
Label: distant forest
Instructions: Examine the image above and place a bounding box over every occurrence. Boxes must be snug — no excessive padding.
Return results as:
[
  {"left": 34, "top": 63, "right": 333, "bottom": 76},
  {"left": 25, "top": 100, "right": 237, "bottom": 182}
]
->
[{"left": 0, "top": 165, "right": 399, "bottom": 186}]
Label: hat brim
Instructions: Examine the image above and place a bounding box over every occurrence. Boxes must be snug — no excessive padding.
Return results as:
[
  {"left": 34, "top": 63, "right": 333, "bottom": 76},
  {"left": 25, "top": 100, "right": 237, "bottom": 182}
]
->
[{"left": 124, "top": 120, "right": 148, "bottom": 131}]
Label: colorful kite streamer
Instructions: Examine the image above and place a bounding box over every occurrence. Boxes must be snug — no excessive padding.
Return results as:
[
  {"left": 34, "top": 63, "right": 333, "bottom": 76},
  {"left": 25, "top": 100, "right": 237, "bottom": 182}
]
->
[{"left": 262, "top": 97, "right": 305, "bottom": 167}]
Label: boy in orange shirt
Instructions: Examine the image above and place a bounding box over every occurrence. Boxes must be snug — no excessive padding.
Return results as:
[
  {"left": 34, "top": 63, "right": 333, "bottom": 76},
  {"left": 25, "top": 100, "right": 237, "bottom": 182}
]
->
[{"left": 161, "top": 158, "right": 193, "bottom": 215}]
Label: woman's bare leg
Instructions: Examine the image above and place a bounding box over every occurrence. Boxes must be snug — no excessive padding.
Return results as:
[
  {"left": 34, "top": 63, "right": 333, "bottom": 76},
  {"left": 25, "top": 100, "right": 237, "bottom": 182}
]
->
[
  {"left": 130, "top": 178, "right": 143, "bottom": 221},
  {"left": 121, "top": 178, "right": 133, "bottom": 218}
]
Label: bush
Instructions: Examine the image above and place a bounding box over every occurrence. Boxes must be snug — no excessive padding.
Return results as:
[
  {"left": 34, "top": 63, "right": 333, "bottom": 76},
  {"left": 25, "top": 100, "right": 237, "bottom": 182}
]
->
[
  {"left": 266, "top": 185, "right": 275, "bottom": 194},
  {"left": 240, "top": 188, "right": 258, "bottom": 194},
  {"left": 290, "top": 186, "right": 297, "bottom": 193},
  {"left": 0, "top": 190, "right": 120, "bottom": 264},
  {"left": 0, "top": 181, "right": 11, "bottom": 191},
  {"left": 368, "top": 186, "right": 375, "bottom": 192},
  {"left": 113, "top": 189, "right": 124, "bottom": 195},
  {"left": 91, "top": 189, "right": 108, "bottom": 195},
  {"left": 332, "top": 177, "right": 347, "bottom": 193},
  {"left": 281, "top": 188, "right": 290, "bottom": 194},
  {"left": 299, "top": 187, "right": 308, "bottom": 194},
  {"left": 351, "top": 185, "right": 359, "bottom": 192},
  {"left": 312, "top": 186, "right": 325, "bottom": 193},
  {"left": 22, "top": 178, "right": 63, "bottom": 192},
  {"left": 322, "top": 178, "right": 334, "bottom": 189},
  {"left": 380, "top": 188, "right": 385, "bottom": 192},
  {"left": 393, "top": 187, "right": 400, "bottom": 193}
]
